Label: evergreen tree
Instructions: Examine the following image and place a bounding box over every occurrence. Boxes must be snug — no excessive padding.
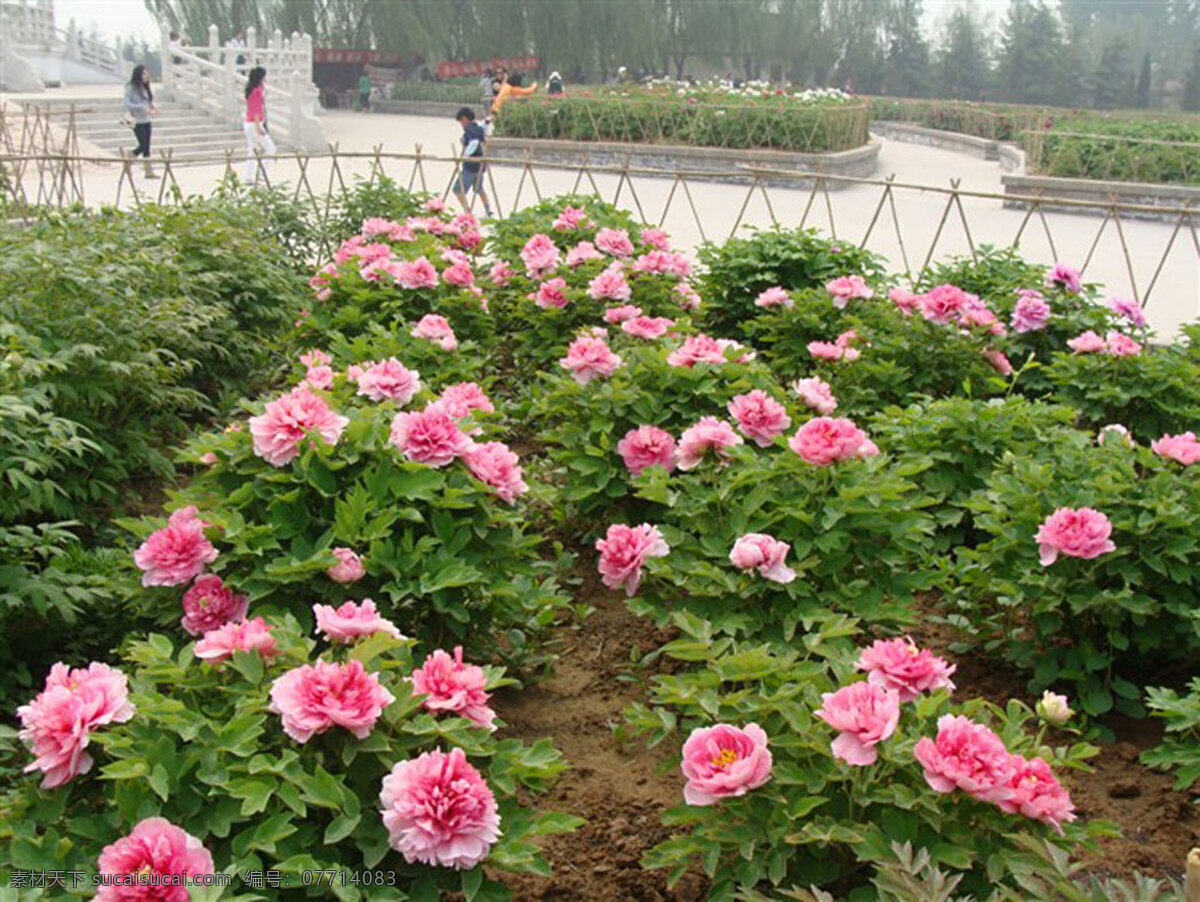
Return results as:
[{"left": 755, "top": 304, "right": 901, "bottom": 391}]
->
[
  {"left": 1093, "top": 36, "right": 1135, "bottom": 108},
  {"left": 1135, "top": 51, "right": 1153, "bottom": 107},
  {"left": 884, "top": 0, "right": 931, "bottom": 97},
  {"left": 997, "top": 0, "right": 1070, "bottom": 105},
  {"left": 936, "top": 7, "right": 992, "bottom": 101},
  {"left": 1184, "top": 42, "right": 1200, "bottom": 110}
]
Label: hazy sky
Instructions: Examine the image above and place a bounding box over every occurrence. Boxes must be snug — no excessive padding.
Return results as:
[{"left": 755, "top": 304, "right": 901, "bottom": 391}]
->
[{"left": 51, "top": 0, "right": 1015, "bottom": 47}]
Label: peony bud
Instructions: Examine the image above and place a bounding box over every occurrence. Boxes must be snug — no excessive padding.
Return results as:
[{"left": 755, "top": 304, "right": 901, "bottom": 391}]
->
[{"left": 1036, "top": 691, "right": 1073, "bottom": 726}]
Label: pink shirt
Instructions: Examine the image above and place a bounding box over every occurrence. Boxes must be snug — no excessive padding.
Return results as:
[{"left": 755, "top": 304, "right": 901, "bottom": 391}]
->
[{"left": 245, "top": 86, "right": 265, "bottom": 123}]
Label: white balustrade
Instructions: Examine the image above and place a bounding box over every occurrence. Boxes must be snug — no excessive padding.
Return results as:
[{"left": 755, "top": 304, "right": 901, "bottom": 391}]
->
[{"left": 160, "top": 22, "right": 324, "bottom": 150}]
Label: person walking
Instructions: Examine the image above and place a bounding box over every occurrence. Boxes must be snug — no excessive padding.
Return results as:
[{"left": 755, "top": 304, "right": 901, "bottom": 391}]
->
[
  {"left": 452, "top": 106, "right": 493, "bottom": 218},
  {"left": 242, "top": 66, "right": 276, "bottom": 183},
  {"left": 358, "top": 70, "right": 372, "bottom": 112},
  {"left": 124, "top": 64, "right": 158, "bottom": 179}
]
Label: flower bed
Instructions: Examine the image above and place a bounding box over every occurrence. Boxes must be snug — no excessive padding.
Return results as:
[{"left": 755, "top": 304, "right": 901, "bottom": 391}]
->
[
  {"left": 497, "top": 84, "right": 870, "bottom": 153},
  {"left": 1, "top": 190, "right": 1197, "bottom": 899}
]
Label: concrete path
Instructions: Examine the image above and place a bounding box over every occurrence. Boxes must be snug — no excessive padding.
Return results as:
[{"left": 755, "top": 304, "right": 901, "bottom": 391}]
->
[{"left": 4, "top": 93, "right": 1197, "bottom": 337}]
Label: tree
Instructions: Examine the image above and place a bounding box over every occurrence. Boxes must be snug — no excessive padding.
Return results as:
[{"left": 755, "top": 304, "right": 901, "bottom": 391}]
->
[
  {"left": 884, "top": 0, "right": 930, "bottom": 97},
  {"left": 1092, "top": 36, "right": 1135, "bottom": 108},
  {"left": 997, "top": 0, "right": 1070, "bottom": 105},
  {"left": 936, "top": 7, "right": 992, "bottom": 101},
  {"left": 1184, "top": 42, "right": 1200, "bottom": 110},
  {"left": 1135, "top": 50, "right": 1153, "bottom": 106}
]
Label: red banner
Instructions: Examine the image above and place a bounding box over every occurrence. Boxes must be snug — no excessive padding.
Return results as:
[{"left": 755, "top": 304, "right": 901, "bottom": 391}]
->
[
  {"left": 314, "top": 48, "right": 405, "bottom": 65},
  {"left": 435, "top": 56, "right": 538, "bottom": 79}
]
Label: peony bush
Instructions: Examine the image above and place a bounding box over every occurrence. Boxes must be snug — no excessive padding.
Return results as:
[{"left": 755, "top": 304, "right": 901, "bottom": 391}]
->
[
  {"left": 0, "top": 616, "right": 578, "bottom": 897},
  {"left": 620, "top": 614, "right": 1109, "bottom": 899}
]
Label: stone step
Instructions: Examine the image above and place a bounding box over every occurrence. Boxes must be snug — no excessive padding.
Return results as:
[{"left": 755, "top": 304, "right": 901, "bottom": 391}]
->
[{"left": 84, "top": 124, "right": 245, "bottom": 142}]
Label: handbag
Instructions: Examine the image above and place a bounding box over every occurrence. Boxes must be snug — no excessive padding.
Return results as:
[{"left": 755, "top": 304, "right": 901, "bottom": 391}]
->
[{"left": 119, "top": 113, "right": 136, "bottom": 128}]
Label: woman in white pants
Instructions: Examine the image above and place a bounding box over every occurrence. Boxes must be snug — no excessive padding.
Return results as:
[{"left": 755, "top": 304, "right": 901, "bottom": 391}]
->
[{"left": 242, "top": 66, "right": 276, "bottom": 183}]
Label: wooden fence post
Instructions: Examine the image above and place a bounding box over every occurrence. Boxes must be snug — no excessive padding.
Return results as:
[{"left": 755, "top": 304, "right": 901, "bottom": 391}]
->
[{"left": 1187, "top": 847, "right": 1200, "bottom": 902}]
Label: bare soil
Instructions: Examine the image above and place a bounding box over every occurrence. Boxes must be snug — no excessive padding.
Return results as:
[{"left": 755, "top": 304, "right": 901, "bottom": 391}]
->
[{"left": 491, "top": 588, "right": 1196, "bottom": 900}]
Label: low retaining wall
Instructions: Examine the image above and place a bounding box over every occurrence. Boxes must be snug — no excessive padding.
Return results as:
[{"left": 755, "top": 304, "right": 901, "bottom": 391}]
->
[
  {"left": 482, "top": 137, "right": 880, "bottom": 189},
  {"left": 1001, "top": 173, "right": 1200, "bottom": 223},
  {"left": 373, "top": 99, "right": 469, "bottom": 118},
  {"left": 870, "top": 121, "right": 1000, "bottom": 161}
]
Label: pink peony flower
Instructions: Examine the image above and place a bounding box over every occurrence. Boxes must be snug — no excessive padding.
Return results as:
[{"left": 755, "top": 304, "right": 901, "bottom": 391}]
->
[
  {"left": 133, "top": 506, "right": 219, "bottom": 588},
  {"left": 533, "top": 277, "right": 570, "bottom": 308},
  {"left": 1067, "top": 330, "right": 1105, "bottom": 353},
  {"left": 815, "top": 682, "right": 901, "bottom": 766},
  {"left": 389, "top": 406, "right": 474, "bottom": 467},
  {"left": 327, "top": 547, "right": 366, "bottom": 584},
  {"left": 596, "top": 523, "right": 669, "bottom": 596},
  {"left": 825, "top": 275, "right": 874, "bottom": 308},
  {"left": 488, "top": 261, "right": 514, "bottom": 286},
  {"left": 754, "top": 286, "right": 792, "bottom": 308},
  {"left": 604, "top": 304, "right": 643, "bottom": 324},
  {"left": 1012, "top": 294, "right": 1051, "bottom": 333},
  {"left": 1151, "top": 431, "right": 1200, "bottom": 465},
  {"left": 425, "top": 197, "right": 446, "bottom": 213},
  {"left": 792, "top": 376, "right": 838, "bottom": 415},
  {"left": 622, "top": 316, "right": 674, "bottom": 339},
  {"left": 982, "top": 349, "right": 1013, "bottom": 375},
  {"left": 463, "top": 441, "right": 529, "bottom": 503},
  {"left": 520, "top": 233, "right": 561, "bottom": 278},
  {"left": 194, "top": 616, "right": 277, "bottom": 661},
  {"left": 959, "top": 298, "right": 1004, "bottom": 334},
  {"left": 1104, "top": 331, "right": 1142, "bottom": 357},
  {"left": 640, "top": 228, "right": 671, "bottom": 250},
  {"left": 1107, "top": 297, "right": 1146, "bottom": 327},
  {"left": 587, "top": 264, "right": 632, "bottom": 301},
  {"left": 674, "top": 282, "right": 702, "bottom": 310},
  {"left": 410, "top": 646, "right": 496, "bottom": 729},
  {"left": 676, "top": 417, "right": 744, "bottom": 470},
  {"left": 249, "top": 386, "right": 349, "bottom": 467},
  {"left": 889, "top": 287, "right": 920, "bottom": 315},
  {"left": 442, "top": 260, "right": 476, "bottom": 287},
  {"left": 303, "top": 364, "right": 334, "bottom": 390},
  {"left": 299, "top": 349, "right": 332, "bottom": 368},
  {"left": 17, "top": 662, "right": 135, "bottom": 789},
  {"left": 95, "top": 817, "right": 214, "bottom": 902},
  {"left": 360, "top": 217, "right": 400, "bottom": 238},
  {"left": 411, "top": 314, "right": 459, "bottom": 351},
  {"left": 560, "top": 336, "right": 622, "bottom": 384},
  {"left": 595, "top": 227, "right": 634, "bottom": 257},
  {"left": 919, "top": 284, "right": 971, "bottom": 324},
  {"left": 728, "top": 390, "right": 791, "bottom": 447},
  {"left": 729, "top": 533, "right": 795, "bottom": 584},
  {"left": 436, "top": 382, "right": 495, "bottom": 419},
  {"left": 379, "top": 747, "right": 501, "bottom": 869},
  {"left": 269, "top": 659, "right": 394, "bottom": 743},
  {"left": 808, "top": 340, "right": 845, "bottom": 361},
  {"left": 680, "top": 723, "right": 772, "bottom": 806},
  {"left": 314, "top": 599, "right": 403, "bottom": 644},
  {"left": 667, "top": 334, "right": 753, "bottom": 367},
  {"left": 566, "top": 240, "right": 604, "bottom": 267},
  {"left": 913, "top": 714, "right": 1016, "bottom": 803},
  {"left": 394, "top": 257, "right": 440, "bottom": 290},
  {"left": 856, "top": 637, "right": 957, "bottom": 702},
  {"left": 996, "top": 755, "right": 1077, "bottom": 834},
  {"left": 1035, "top": 507, "right": 1116, "bottom": 565},
  {"left": 617, "top": 426, "right": 677, "bottom": 476},
  {"left": 788, "top": 417, "right": 876, "bottom": 466},
  {"left": 553, "top": 205, "right": 591, "bottom": 230},
  {"left": 353, "top": 358, "right": 421, "bottom": 404},
  {"left": 180, "top": 574, "right": 248, "bottom": 636},
  {"left": 1047, "top": 262, "right": 1082, "bottom": 294}
]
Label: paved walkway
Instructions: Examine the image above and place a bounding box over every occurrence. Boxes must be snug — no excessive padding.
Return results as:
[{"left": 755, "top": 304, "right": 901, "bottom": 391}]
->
[{"left": 4, "top": 91, "right": 1197, "bottom": 337}]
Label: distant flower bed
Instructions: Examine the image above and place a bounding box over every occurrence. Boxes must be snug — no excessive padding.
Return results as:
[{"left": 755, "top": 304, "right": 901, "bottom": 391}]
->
[
  {"left": 496, "top": 83, "right": 870, "bottom": 153},
  {"left": 870, "top": 96, "right": 1200, "bottom": 186}
]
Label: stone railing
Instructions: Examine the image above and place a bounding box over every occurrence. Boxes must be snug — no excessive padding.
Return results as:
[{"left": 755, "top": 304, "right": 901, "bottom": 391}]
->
[
  {"left": 1, "top": 0, "right": 121, "bottom": 79},
  {"left": 160, "top": 23, "right": 324, "bottom": 150}
]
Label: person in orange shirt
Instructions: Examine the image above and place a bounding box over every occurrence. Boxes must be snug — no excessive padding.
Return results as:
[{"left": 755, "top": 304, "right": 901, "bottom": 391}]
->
[{"left": 489, "top": 71, "right": 538, "bottom": 117}]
